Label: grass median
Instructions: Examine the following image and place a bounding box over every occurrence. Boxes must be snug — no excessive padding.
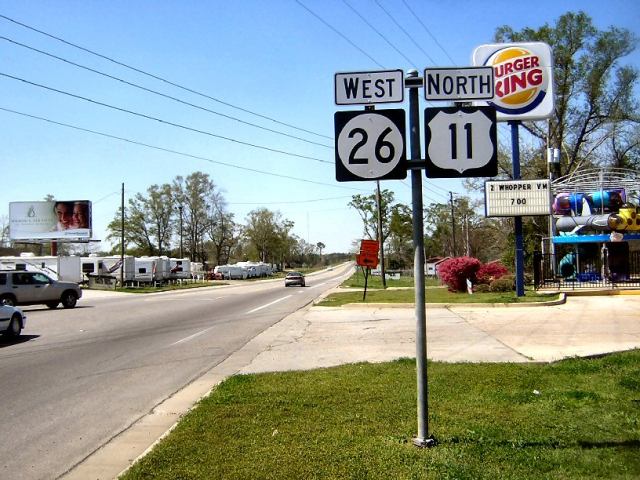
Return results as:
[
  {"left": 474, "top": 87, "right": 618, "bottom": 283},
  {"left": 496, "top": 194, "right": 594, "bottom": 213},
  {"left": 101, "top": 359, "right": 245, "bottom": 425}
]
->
[
  {"left": 122, "top": 350, "right": 640, "bottom": 479},
  {"left": 316, "top": 286, "right": 558, "bottom": 306}
]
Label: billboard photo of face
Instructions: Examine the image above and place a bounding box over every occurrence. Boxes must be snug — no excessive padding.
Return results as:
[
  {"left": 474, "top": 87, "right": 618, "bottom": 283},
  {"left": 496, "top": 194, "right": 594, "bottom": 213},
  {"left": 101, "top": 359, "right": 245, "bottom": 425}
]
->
[{"left": 10, "top": 200, "right": 92, "bottom": 241}]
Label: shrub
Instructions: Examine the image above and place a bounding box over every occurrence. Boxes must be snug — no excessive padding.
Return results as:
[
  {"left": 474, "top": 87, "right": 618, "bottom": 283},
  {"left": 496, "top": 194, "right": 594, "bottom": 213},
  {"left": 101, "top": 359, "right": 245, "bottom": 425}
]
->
[
  {"left": 490, "top": 274, "right": 515, "bottom": 292},
  {"left": 473, "top": 283, "right": 491, "bottom": 293},
  {"left": 438, "top": 256, "right": 481, "bottom": 292},
  {"left": 476, "top": 261, "right": 509, "bottom": 285}
]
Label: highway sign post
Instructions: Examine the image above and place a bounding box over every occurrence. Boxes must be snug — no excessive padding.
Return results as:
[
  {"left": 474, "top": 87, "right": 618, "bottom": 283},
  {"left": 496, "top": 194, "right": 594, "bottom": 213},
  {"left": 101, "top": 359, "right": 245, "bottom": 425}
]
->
[{"left": 332, "top": 64, "right": 504, "bottom": 449}]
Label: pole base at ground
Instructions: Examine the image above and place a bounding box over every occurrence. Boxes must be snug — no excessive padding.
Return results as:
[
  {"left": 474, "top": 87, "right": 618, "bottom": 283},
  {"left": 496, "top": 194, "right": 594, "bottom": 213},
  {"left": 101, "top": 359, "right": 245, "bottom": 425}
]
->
[{"left": 412, "top": 435, "right": 437, "bottom": 448}]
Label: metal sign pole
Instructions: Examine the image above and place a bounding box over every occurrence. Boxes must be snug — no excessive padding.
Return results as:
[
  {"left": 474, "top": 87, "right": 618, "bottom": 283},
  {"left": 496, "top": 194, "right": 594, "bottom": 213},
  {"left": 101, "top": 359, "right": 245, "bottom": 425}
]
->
[
  {"left": 509, "top": 121, "right": 525, "bottom": 297},
  {"left": 407, "top": 70, "right": 435, "bottom": 448}
]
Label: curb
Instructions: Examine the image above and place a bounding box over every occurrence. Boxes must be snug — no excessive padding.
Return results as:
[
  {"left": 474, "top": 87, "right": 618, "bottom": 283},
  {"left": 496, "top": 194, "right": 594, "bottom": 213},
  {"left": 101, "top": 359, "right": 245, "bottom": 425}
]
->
[{"left": 314, "top": 288, "right": 567, "bottom": 309}]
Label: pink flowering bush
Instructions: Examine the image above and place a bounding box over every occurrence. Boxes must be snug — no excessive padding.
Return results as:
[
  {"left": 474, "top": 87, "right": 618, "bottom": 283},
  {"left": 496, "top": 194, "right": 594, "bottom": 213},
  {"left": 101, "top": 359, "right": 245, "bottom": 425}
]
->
[
  {"left": 476, "top": 261, "right": 509, "bottom": 285},
  {"left": 437, "top": 256, "right": 481, "bottom": 292}
]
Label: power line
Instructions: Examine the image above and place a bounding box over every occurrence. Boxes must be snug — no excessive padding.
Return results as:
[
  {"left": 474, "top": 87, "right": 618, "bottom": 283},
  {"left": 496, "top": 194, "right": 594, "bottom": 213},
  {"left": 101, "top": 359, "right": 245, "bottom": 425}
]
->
[
  {"left": 294, "top": 0, "right": 385, "bottom": 69},
  {"left": 228, "top": 195, "right": 353, "bottom": 205},
  {"left": 398, "top": 180, "right": 443, "bottom": 204},
  {"left": 341, "top": 0, "right": 417, "bottom": 69},
  {"left": 0, "top": 72, "right": 332, "bottom": 165},
  {"left": 0, "top": 106, "right": 368, "bottom": 192},
  {"left": 424, "top": 179, "right": 452, "bottom": 194},
  {"left": 400, "top": 0, "right": 456, "bottom": 65},
  {"left": 0, "top": 13, "right": 332, "bottom": 141},
  {"left": 373, "top": 0, "right": 437, "bottom": 66},
  {"left": 0, "top": 36, "right": 333, "bottom": 149}
]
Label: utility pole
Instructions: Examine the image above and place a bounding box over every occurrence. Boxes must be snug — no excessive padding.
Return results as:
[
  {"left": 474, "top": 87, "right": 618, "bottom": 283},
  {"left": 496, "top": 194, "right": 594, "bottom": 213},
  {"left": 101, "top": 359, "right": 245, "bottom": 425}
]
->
[
  {"left": 449, "top": 191, "right": 457, "bottom": 257},
  {"left": 120, "top": 182, "right": 124, "bottom": 288},
  {"left": 465, "top": 214, "right": 470, "bottom": 257},
  {"left": 178, "top": 205, "right": 184, "bottom": 258},
  {"left": 376, "top": 180, "right": 387, "bottom": 288}
]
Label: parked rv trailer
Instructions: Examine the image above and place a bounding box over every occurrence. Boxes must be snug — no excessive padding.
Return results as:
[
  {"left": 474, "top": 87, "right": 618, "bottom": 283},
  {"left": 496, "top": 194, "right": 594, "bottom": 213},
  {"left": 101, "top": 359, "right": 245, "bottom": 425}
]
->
[
  {"left": 235, "top": 261, "right": 273, "bottom": 278},
  {"left": 57, "top": 256, "right": 82, "bottom": 283},
  {"left": 134, "top": 256, "right": 171, "bottom": 283},
  {"left": 169, "top": 258, "right": 191, "bottom": 280},
  {"left": 236, "top": 261, "right": 258, "bottom": 278},
  {"left": 213, "top": 265, "right": 248, "bottom": 280},
  {"left": 103, "top": 256, "right": 136, "bottom": 282},
  {"left": 81, "top": 255, "right": 136, "bottom": 283},
  {"left": 191, "top": 262, "right": 205, "bottom": 280}
]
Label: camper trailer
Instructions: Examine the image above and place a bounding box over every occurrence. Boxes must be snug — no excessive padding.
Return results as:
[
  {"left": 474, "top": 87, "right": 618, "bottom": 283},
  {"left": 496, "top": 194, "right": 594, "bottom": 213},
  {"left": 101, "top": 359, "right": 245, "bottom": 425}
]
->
[
  {"left": 169, "top": 258, "right": 191, "bottom": 280},
  {"left": 235, "top": 261, "right": 274, "bottom": 278},
  {"left": 81, "top": 255, "right": 136, "bottom": 284},
  {"left": 81, "top": 255, "right": 136, "bottom": 283},
  {"left": 134, "top": 256, "right": 171, "bottom": 283},
  {"left": 213, "top": 265, "right": 248, "bottom": 280},
  {"left": 191, "top": 262, "right": 205, "bottom": 280}
]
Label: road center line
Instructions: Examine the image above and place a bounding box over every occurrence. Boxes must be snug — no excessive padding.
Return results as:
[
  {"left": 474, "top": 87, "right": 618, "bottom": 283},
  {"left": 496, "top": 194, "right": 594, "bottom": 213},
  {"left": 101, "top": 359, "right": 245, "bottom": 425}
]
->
[
  {"left": 170, "top": 327, "right": 213, "bottom": 346},
  {"left": 246, "top": 295, "right": 292, "bottom": 314}
]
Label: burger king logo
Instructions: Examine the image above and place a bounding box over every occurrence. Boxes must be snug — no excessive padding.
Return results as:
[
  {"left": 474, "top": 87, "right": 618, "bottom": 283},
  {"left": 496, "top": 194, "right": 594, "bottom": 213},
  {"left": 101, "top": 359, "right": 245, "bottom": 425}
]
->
[{"left": 473, "top": 42, "right": 554, "bottom": 120}]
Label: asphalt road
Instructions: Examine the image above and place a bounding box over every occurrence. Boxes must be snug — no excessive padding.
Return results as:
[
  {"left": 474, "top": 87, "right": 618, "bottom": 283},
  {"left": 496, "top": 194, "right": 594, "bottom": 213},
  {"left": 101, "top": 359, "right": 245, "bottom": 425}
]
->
[{"left": 0, "top": 264, "right": 354, "bottom": 480}]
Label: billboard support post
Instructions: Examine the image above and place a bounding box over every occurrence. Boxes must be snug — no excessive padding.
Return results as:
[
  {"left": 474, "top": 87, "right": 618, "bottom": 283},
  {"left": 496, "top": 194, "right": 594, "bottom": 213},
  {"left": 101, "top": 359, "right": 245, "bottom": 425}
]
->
[{"left": 509, "top": 121, "right": 525, "bottom": 297}]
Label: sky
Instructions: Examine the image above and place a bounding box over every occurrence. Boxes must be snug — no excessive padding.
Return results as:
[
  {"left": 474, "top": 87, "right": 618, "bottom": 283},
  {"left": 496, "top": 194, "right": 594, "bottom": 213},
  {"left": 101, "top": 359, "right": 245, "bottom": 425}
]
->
[{"left": 1, "top": 0, "right": 639, "bottom": 255}]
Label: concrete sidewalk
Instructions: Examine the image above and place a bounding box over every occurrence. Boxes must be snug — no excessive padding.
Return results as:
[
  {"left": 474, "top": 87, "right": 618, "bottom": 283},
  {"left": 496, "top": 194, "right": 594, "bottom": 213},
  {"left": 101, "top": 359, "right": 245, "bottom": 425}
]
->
[
  {"left": 64, "top": 293, "right": 640, "bottom": 479},
  {"left": 240, "top": 294, "right": 640, "bottom": 373}
]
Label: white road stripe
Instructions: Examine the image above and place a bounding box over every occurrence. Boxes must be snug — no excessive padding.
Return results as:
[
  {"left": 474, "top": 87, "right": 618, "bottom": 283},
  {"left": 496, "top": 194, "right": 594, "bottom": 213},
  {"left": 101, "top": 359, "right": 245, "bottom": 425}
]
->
[
  {"left": 246, "top": 295, "right": 291, "bottom": 314},
  {"left": 170, "top": 327, "right": 213, "bottom": 346}
]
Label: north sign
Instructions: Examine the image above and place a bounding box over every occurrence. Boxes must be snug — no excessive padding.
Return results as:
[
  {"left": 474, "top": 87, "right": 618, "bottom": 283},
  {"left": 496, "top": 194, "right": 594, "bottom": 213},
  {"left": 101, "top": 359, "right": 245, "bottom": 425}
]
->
[
  {"left": 334, "top": 109, "right": 406, "bottom": 182},
  {"left": 335, "top": 70, "right": 404, "bottom": 105},
  {"left": 424, "top": 67, "right": 494, "bottom": 101}
]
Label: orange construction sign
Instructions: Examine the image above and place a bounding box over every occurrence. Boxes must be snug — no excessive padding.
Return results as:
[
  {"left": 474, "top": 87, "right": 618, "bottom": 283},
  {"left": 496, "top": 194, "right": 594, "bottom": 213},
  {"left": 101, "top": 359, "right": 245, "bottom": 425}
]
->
[{"left": 356, "top": 239, "right": 379, "bottom": 268}]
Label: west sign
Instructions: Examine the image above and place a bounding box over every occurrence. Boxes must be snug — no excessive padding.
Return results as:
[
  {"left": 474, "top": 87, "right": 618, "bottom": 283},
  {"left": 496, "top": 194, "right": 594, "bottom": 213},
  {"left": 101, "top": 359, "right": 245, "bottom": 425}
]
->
[{"left": 334, "top": 70, "right": 404, "bottom": 105}]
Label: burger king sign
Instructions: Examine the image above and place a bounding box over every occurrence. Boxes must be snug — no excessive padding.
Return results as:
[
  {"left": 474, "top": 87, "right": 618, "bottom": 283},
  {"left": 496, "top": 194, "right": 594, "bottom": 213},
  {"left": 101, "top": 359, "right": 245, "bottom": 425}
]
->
[{"left": 473, "top": 42, "right": 554, "bottom": 121}]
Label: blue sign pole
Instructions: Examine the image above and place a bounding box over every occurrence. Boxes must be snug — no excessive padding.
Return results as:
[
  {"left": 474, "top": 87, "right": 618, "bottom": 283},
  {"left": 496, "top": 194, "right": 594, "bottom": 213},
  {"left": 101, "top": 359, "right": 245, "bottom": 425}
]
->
[{"left": 509, "top": 121, "right": 525, "bottom": 297}]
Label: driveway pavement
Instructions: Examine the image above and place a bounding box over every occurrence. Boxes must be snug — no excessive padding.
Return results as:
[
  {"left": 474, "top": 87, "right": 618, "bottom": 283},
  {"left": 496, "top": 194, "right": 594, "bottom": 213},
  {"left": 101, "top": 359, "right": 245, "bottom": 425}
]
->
[{"left": 240, "top": 294, "right": 640, "bottom": 373}]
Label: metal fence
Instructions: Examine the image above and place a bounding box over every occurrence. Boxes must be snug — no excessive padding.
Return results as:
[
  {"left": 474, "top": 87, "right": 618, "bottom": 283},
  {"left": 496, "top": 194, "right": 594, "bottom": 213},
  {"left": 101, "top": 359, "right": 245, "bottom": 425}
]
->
[{"left": 534, "top": 247, "right": 640, "bottom": 289}]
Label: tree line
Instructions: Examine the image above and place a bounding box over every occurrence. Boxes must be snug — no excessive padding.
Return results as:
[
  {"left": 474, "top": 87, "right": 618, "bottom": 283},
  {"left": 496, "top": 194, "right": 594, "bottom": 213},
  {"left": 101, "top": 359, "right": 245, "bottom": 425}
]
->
[{"left": 105, "top": 172, "right": 338, "bottom": 268}]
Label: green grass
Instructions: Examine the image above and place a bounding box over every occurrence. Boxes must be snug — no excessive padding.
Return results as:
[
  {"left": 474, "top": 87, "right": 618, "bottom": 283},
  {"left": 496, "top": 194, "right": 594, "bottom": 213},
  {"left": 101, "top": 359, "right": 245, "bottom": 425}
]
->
[
  {"left": 316, "top": 286, "right": 558, "bottom": 306},
  {"left": 115, "top": 281, "right": 227, "bottom": 293},
  {"left": 122, "top": 350, "right": 640, "bottom": 479},
  {"left": 343, "top": 271, "right": 440, "bottom": 289}
]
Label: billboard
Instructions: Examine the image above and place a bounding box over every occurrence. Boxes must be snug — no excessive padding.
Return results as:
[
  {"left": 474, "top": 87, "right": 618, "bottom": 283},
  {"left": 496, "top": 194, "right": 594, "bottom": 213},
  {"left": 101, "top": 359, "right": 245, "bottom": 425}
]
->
[
  {"left": 9, "top": 200, "right": 92, "bottom": 241},
  {"left": 472, "top": 42, "right": 555, "bottom": 121}
]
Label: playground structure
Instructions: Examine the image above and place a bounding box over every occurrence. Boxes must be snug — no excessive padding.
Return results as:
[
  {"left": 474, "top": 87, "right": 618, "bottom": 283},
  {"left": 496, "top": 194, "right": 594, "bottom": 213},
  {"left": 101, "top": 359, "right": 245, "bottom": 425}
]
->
[{"left": 535, "top": 168, "right": 640, "bottom": 289}]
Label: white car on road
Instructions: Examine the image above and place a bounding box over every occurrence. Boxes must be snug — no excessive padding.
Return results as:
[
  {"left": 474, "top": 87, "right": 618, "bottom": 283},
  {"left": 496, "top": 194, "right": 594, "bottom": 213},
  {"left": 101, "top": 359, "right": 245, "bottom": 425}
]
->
[{"left": 0, "top": 302, "right": 26, "bottom": 337}]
